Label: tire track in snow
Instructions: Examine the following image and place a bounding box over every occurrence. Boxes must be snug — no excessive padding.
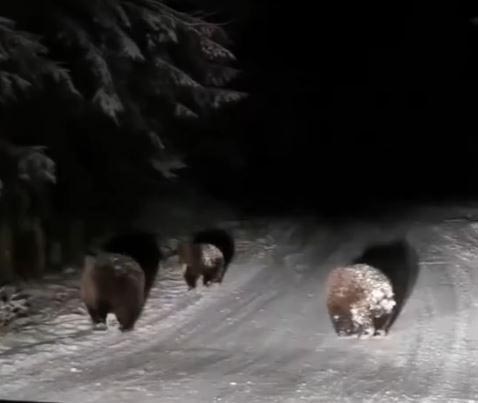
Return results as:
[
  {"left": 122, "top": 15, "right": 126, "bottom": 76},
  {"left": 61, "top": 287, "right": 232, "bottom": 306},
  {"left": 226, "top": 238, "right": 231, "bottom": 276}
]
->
[
  {"left": 431, "top": 225, "right": 478, "bottom": 398},
  {"left": 0, "top": 226, "right": 276, "bottom": 399},
  {"left": 4, "top": 214, "right": 478, "bottom": 401},
  {"left": 399, "top": 227, "right": 459, "bottom": 398}
]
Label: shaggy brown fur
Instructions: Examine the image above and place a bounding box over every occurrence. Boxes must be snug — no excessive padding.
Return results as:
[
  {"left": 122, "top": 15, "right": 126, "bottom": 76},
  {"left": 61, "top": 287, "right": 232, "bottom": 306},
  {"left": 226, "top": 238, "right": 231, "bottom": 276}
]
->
[
  {"left": 325, "top": 264, "right": 396, "bottom": 338},
  {"left": 80, "top": 253, "right": 145, "bottom": 331},
  {"left": 353, "top": 239, "right": 419, "bottom": 331},
  {"left": 177, "top": 242, "right": 225, "bottom": 289},
  {"left": 100, "top": 231, "right": 161, "bottom": 301}
]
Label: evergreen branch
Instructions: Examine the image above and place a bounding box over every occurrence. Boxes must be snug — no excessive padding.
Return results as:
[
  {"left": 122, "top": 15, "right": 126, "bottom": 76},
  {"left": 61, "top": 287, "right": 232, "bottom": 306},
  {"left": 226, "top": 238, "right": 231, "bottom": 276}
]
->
[
  {"left": 106, "top": 0, "right": 132, "bottom": 28},
  {"left": 153, "top": 56, "right": 201, "bottom": 88},
  {"left": 92, "top": 87, "right": 124, "bottom": 121},
  {"left": 174, "top": 102, "right": 198, "bottom": 118},
  {"left": 150, "top": 152, "right": 187, "bottom": 179},
  {"left": 114, "top": 26, "right": 145, "bottom": 61},
  {"left": 203, "top": 65, "right": 240, "bottom": 86}
]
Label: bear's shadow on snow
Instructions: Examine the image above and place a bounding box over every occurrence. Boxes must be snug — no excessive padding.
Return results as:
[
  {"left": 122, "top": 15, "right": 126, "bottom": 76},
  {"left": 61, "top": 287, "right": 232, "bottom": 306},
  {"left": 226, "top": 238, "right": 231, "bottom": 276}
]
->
[
  {"left": 352, "top": 238, "right": 419, "bottom": 330},
  {"left": 192, "top": 227, "right": 235, "bottom": 273}
]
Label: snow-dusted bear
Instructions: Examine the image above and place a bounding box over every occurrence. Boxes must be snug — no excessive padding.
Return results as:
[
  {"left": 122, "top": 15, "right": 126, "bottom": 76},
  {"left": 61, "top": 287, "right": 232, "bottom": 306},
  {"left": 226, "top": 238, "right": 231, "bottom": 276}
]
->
[
  {"left": 192, "top": 228, "right": 235, "bottom": 270},
  {"left": 100, "top": 231, "right": 161, "bottom": 300},
  {"left": 80, "top": 231, "right": 161, "bottom": 331},
  {"left": 177, "top": 242, "right": 225, "bottom": 289},
  {"left": 80, "top": 253, "right": 145, "bottom": 331},
  {"left": 325, "top": 263, "right": 396, "bottom": 338}
]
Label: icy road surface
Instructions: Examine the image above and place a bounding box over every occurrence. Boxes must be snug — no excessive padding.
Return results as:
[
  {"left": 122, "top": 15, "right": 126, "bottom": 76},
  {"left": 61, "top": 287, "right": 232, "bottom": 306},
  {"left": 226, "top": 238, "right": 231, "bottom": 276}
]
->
[{"left": 2, "top": 207, "right": 478, "bottom": 402}]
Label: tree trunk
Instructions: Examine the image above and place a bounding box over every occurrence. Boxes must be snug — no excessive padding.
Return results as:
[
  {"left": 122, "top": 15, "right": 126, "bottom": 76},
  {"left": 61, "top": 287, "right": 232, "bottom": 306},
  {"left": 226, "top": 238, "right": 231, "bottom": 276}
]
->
[
  {"left": 13, "top": 217, "right": 46, "bottom": 279},
  {"left": 0, "top": 218, "right": 14, "bottom": 283},
  {"left": 64, "top": 218, "right": 86, "bottom": 269}
]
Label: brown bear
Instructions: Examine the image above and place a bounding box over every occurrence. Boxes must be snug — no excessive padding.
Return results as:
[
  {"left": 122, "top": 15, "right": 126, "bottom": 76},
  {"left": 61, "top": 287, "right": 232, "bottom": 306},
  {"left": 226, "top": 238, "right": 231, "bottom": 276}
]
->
[
  {"left": 192, "top": 227, "right": 235, "bottom": 282},
  {"left": 80, "top": 230, "right": 162, "bottom": 331},
  {"left": 99, "top": 231, "right": 162, "bottom": 300},
  {"left": 177, "top": 242, "right": 225, "bottom": 290},
  {"left": 80, "top": 252, "right": 145, "bottom": 331},
  {"left": 352, "top": 238, "right": 419, "bottom": 332},
  {"left": 325, "top": 263, "right": 396, "bottom": 338}
]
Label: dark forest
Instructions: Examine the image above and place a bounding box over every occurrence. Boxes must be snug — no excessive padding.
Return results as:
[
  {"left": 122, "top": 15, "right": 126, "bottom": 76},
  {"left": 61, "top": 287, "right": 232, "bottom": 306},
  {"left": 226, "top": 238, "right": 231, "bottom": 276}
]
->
[
  {"left": 3, "top": 3, "right": 478, "bottom": 402},
  {"left": 0, "top": 1, "right": 478, "bottom": 291}
]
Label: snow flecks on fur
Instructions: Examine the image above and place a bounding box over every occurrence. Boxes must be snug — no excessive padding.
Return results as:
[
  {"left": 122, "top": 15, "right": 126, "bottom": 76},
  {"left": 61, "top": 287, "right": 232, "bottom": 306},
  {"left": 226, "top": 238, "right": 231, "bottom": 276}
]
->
[
  {"left": 198, "top": 244, "right": 223, "bottom": 267},
  {"left": 326, "top": 263, "right": 396, "bottom": 339}
]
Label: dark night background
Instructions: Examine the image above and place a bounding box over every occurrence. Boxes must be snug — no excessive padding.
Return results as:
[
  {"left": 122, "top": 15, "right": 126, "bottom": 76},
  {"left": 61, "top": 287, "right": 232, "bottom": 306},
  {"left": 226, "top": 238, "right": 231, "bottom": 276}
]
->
[
  {"left": 179, "top": 2, "right": 478, "bottom": 216},
  {"left": 5, "top": 3, "right": 478, "bottom": 397},
  {"left": 1, "top": 1, "right": 478, "bottom": 283}
]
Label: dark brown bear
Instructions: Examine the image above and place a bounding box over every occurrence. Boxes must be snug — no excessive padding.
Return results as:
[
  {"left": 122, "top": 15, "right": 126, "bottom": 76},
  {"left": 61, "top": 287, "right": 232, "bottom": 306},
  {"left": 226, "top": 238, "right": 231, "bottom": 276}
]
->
[
  {"left": 80, "top": 253, "right": 145, "bottom": 331},
  {"left": 177, "top": 242, "right": 225, "bottom": 290},
  {"left": 81, "top": 231, "right": 162, "bottom": 331},
  {"left": 192, "top": 228, "right": 235, "bottom": 284},
  {"left": 100, "top": 231, "right": 162, "bottom": 300},
  {"left": 325, "top": 263, "right": 396, "bottom": 338}
]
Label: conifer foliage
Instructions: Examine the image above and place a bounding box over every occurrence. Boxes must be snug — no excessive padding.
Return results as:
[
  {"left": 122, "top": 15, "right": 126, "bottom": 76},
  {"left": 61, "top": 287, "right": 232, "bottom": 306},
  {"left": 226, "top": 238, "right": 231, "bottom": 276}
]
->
[
  {"left": 0, "top": 0, "right": 243, "bottom": 282},
  {"left": 0, "top": 16, "right": 78, "bottom": 105},
  {"left": 0, "top": 0, "right": 244, "bottom": 146}
]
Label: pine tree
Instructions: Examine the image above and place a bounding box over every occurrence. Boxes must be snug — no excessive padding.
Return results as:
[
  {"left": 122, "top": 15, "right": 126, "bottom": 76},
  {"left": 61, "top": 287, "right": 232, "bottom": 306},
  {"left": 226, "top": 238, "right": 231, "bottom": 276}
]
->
[
  {"left": 0, "top": 0, "right": 245, "bottom": 176},
  {"left": 0, "top": 16, "right": 78, "bottom": 105},
  {"left": 0, "top": 1, "right": 244, "bottom": 280}
]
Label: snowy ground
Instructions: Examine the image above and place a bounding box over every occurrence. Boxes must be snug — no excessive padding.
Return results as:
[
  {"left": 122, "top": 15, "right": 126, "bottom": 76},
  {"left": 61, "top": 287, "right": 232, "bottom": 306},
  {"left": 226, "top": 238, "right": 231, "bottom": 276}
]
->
[{"left": 2, "top": 204, "right": 478, "bottom": 402}]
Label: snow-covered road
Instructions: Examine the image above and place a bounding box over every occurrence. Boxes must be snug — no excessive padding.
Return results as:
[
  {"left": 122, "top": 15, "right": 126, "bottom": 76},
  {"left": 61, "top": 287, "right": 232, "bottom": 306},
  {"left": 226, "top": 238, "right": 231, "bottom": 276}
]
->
[{"left": 2, "top": 207, "right": 478, "bottom": 402}]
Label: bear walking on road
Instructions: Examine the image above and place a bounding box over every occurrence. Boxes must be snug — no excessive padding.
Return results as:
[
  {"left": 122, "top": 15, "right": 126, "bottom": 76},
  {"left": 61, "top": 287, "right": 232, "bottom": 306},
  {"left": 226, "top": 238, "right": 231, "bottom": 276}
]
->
[
  {"left": 80, "top": 231, "right": 161, "bottom": 331},
  {"left": 177, "top": 242, "right": 225, "bottom": 290},
  {"left": 325, "top": 263, "right": 396, "bottom": 338},
  {"left": 80, "top": 253, "right": 145, "bottom": 331}
]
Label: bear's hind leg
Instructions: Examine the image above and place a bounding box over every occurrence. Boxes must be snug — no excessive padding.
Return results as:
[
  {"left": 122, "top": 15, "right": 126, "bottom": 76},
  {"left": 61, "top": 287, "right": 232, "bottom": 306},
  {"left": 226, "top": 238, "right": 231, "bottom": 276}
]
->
[
  {"left": 213, "top": 264, "right": 226, "bottom": 284},
  {"left": 202, "top": 271, "right": 215, "bottom": 286},
  {"left": 115, "top": 302, "right": 143, "bottom": 332},
  {"left": 87, "top": 302, "right": 108, "bottom": 330},
  {"left": 374, "top": 312, "right": 393, "bottom": 336},
  {"left": 184, "top": 267, "right": 198, "bottom": 290},
  {"left": 357, "top": 315, "right": 375, "bottom": 339},
  {"left": 330, "top": 313, "right": 355, "bottom": 337}
]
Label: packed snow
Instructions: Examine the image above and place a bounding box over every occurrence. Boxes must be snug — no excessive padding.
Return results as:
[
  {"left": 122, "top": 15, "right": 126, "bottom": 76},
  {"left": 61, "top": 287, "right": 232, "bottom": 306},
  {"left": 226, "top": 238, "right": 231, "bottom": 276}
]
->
[{"left": 2, "top": 203, "right": 478, "bottom": 402}]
